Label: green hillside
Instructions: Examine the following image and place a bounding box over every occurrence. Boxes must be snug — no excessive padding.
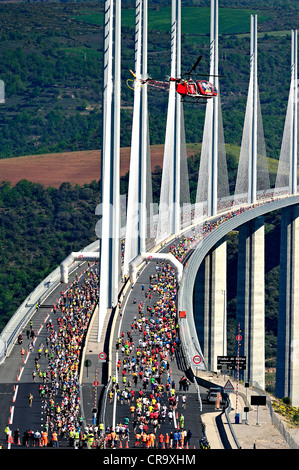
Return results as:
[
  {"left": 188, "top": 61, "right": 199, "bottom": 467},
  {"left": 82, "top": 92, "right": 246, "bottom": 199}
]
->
[{"left": 0, "top": 1, "right": 296, "bottom": 159}]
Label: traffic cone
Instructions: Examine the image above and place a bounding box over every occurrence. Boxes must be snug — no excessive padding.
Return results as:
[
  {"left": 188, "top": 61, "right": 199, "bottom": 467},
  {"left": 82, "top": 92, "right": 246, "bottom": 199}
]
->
[
  {"left": 119, "top": 440, "right": 122, "bottom": 448},
  {"left": 125, "top": 440, "right": 129, "bottom": 448}
]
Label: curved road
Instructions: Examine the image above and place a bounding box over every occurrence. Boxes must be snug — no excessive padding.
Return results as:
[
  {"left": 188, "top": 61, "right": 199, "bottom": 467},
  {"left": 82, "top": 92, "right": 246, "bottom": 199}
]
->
[{"left": 2, "top": 193, "right": 290, "bottom": 449}]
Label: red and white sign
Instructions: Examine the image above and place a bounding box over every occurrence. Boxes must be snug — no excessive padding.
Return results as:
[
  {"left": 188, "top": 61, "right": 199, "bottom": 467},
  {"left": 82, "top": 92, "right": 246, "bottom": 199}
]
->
[
  {"left": 224, "top": 379, "right": 235, "bottom": 393},
  {"left": 93, "top": 380, "right": 99, "bottom": 387},
  {"left": 236, "top": 334, "right": 242, "bottom": 342},
  {"left": 193, "top": 355, "right": 202, "bottom": 365},
  {"left": 98, "top": 352, "right": 107, "bottom": 361}
]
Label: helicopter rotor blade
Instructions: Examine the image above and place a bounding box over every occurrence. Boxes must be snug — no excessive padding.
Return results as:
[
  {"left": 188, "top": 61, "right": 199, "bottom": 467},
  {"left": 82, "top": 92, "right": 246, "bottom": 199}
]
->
[{"left": 186, "top": 55, "right": 203, "bottom": 76}]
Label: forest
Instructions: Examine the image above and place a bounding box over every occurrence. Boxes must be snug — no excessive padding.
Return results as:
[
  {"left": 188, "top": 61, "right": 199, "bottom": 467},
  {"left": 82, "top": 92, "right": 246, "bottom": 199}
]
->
[
  {"left": 0, "top": 1, "right": 296, "bottom": 159},
  {"left": 0, "top": 0, "right": 298, "bottom": 394}
]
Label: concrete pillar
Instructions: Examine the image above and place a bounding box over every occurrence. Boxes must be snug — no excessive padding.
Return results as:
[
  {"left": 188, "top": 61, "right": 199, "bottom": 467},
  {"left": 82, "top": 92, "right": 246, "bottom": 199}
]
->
[
  {"left": 208, "top": 0, "right": 219, "bottom": 217},
  {"left": 248, "top": 15, "right": 258, "bottom": 204},
  {"left": 97, "top": 0, "right": 121, "bottom": 341},
  {"left": 194, "top": 237, "right": 227, "bottom": 371},
  {"left": 236, "top": 216, "right": 265, "bottom": 389},
  {"left": 290, "top": 30, "right": 297, "bottom": 195},
  {"left": 276, "top": 205, "right": 299, "bottom": 406},
  {"left": 123, "top": 0, "right": 150, "bottom": 275}
]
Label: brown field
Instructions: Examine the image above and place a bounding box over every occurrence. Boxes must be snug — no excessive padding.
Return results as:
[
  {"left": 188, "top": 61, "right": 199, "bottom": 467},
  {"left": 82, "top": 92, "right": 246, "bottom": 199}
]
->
[{"left": 0, "top": 145, "right": 197, "bottom": 188}]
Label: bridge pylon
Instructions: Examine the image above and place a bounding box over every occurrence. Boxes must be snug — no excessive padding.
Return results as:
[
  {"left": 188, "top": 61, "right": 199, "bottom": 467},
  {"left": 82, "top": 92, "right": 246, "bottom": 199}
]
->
[
  {"left": 97, "top": 0, "right": 121, "bottom": 341},
  {"left": 157, "top": 0, "right": 190, "bottom": 242},
  {"left": 275, "top": 30, "right": 298, "bottom": 196},
  {"left": 123, "top": 0, "right": 153, "bottom": 276}
]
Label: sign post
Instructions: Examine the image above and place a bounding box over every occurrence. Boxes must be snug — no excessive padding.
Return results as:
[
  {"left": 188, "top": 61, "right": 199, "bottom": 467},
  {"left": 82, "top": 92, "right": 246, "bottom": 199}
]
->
[
  {"left": 93, "top": 367, "right": 99, "bottom": 424},
  {"left": 251, "top": 395, "right": 267, "bottom": 425},
  {"left": 235, "top": 323, "right": 242, "bottom": 417},
  {"left": 84, "top": 359, "right": 92, "bottom": 377}
]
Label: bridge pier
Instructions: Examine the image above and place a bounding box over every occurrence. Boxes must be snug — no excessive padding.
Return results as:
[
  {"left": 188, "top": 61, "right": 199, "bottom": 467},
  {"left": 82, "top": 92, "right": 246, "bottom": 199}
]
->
[
  {"left": 194, "top": 236, "right": 227, "bottom": 371},
  {"left": 276, "top": 205, "right": 299, "bottom": 407},
  {"left": 236, "top": 216, "right": 265, "bottom": 390}
]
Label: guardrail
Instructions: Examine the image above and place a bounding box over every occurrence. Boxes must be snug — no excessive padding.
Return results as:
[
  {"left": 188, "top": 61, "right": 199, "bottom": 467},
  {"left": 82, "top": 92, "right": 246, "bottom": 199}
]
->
[
  {"left": 224, "top": 396, "right": 241, "bottom": 449},
  {"left": 178, "top": 194, "right": 299, "bottom": 373}
]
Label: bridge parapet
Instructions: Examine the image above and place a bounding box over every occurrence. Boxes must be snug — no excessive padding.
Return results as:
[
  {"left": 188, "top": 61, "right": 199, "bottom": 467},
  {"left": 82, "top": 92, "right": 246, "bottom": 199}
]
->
[{"left": 178, "top": 194, "right": 299, "bottom": 375}]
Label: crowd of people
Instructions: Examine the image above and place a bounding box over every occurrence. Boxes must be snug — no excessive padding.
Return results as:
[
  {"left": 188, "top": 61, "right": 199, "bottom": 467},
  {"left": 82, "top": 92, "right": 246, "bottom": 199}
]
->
[
  {"left": 104, "top": 260, "right": 197, "bottom": 449},
  {"left": 7, "top": 263, "right": 100, "bottom": 448}
]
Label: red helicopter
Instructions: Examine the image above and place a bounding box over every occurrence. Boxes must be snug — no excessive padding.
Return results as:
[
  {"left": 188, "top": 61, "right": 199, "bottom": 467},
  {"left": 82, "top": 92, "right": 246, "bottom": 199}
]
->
[{"left": 127, "top": 55, "right": 218, "bottom": 102}]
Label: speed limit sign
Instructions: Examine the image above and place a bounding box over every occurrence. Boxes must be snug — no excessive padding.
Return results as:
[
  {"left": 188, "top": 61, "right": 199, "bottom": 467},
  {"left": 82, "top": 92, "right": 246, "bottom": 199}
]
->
[
  {"left": 193, "top": 355, "right": 202, "bottom": 365},
  {"left": 99, "top": 352, "right": 107, "bottom": 361}
]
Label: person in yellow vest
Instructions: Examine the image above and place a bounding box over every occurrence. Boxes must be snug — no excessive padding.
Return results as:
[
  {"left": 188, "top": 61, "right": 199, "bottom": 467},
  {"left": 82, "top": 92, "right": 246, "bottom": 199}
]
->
[
  {"left": 81, "top": 431, "right": 87, "bottom": 449},
  {"left": 88, "top": 430, "right": 94, "bottom": 449},
  {"left": 74, "top": 429, "right": 80, "bottom": 449},
  {"left": 69, "top": 428, "right": 75, "bottom": 447},
  {"left": 4, "top": 426, "right": 10, "bottom": 442},
  {"left": 99, "top": 422, "right": 104, "bottom": 437}
]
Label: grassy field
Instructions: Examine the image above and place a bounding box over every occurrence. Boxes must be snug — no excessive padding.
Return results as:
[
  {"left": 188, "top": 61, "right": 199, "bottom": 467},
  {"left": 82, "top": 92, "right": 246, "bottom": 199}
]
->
[{"left": 73, "top": 6, "right": 271, "bottom": 35}]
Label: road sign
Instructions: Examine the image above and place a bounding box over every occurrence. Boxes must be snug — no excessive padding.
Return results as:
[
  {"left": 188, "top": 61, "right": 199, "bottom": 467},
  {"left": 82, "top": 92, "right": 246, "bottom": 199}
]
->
[
  {"left": 251, "top": 395, "right": 266, "bottom": 406},
  {"left": 192, "top": 355, "right": 202, "bottom": 365},
  {"left": 224, "top": 379, "right": 235, "bottom": 393},
  {"left": 217, "top": 355, "right": 246, "bottom": 370},
  {"left": 236, "top": 334, "right": 242, "bottom": 342},
  {"left": 93, "top": 380, "right": 99, "bottom": 387},
  {"left": 84, "top": 359, "right": 92, "bottom": 378},
  {"left": 99, "top": 352, "right": 107, "bottom": 361}
]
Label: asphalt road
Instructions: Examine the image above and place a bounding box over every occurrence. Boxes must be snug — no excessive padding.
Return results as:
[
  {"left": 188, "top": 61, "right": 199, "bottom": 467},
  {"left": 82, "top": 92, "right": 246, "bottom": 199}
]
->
[{"left": 103, "top": 252, "right": 217, "bottom": 450}]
